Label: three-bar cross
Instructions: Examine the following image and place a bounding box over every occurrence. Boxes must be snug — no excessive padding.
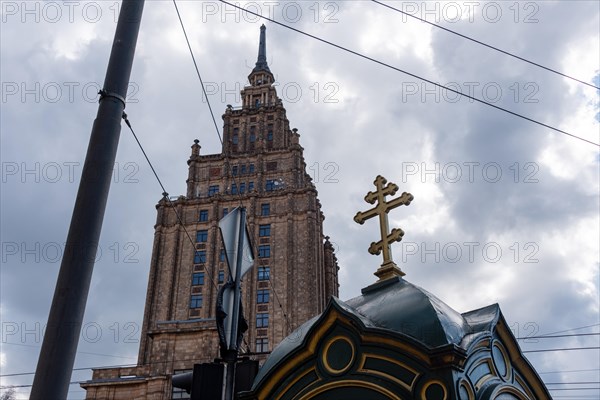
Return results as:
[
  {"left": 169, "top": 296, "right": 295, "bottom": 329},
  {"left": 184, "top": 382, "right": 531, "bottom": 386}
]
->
[{"left": 354, "top": 175, "right": 413, "bottom": 280}]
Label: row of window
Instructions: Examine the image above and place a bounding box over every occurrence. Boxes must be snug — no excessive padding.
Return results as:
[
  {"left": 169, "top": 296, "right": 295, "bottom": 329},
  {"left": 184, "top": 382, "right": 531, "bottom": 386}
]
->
[
  {"left": 193, "top": 245, "right": 270, "bottom": 262},
  {"left": 191, "top": 267, "right": 269, "bottom": 287},
  {"left": 231, "top": 182, "right": 254, "bottom": 195},
  {"left": 207, "top": 180, "right": 281, "bottom": 197},
  {"left": 218, "top": 160, "right": 277, "bottom": 178},
  {"left": 231, "top": 164, "right": 255, "bottom": 176},
  {"left": 232, "top": 114, "right": 274, "bottom": 125},
  {"left": 189, "top": 289, "right": 269, "bottom": 310},
  {"left": 231, "top": 125, "right": 274, "bottom": 145},
  {"left": 198, "top": 204, "right": 270, "bottom": 222},
  {"left": 191, "top": 270, "right": 228, "bottom": 286},
  {"left": 195, "top": 225, "right": 270, "bottom": 244},
  {"left": 265, "top": 179, "right": 285, "bottom": 191}
]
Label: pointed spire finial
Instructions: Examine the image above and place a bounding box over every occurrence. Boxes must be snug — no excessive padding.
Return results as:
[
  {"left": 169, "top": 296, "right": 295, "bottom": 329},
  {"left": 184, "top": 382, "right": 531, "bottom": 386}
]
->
[{"left": 252, "top": 24, "right": 271, "bottom": 74}]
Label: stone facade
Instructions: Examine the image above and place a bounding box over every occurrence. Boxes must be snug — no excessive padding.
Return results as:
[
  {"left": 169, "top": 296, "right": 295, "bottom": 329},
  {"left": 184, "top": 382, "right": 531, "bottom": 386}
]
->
[{"left": 82, "top": 25, "right": 339, "bottom": 399}]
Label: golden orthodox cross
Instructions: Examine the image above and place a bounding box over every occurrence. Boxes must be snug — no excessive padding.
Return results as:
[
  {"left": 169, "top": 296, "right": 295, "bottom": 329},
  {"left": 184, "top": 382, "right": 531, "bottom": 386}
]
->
[{"left": 354, "top": 175, "right": 413, "bottom": 281}]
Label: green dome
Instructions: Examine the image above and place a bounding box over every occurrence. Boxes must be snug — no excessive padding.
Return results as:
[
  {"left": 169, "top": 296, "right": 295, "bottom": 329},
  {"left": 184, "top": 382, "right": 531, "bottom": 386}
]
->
[
  {"left": 345, "top": 277, "right": 470, "bottom": 348},
  {"left": 252, "top": 277, "right": 480, "bottom": 390}
]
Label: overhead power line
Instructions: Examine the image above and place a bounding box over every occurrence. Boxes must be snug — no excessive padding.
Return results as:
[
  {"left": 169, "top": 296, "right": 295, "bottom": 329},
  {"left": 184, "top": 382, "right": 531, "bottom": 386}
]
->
[
  {"left": 523, "top": 346, "right": 600, "bottom": 353},
  {"left": 545, "top": 383, "right": 600, "bottom": 386},
  {"left": 545, "top": 382, "right": 600, "bottom": 385},
  {"left": 218, "top": 0, "right": 599, "bottom": 147},
  {"left": 0, "top": 381, "right": 84, "bottom": 389},
  {"left": 542, "top": 323, "right": 600, "bottom": 336},
  {"left": 371, "top": 0, "right": 600, "bottom": 90},
  {"left": 0, "top": 364, "right": 136, "bottom": 379},
  {"left": 517, "top": 333, "right": 600, "bottom": 340},
  {"left": 539, "top": 368, "right": 600, "bottom": 375}
]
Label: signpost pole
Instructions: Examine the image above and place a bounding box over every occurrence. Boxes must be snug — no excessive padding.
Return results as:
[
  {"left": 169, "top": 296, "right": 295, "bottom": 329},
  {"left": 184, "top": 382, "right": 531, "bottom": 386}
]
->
[{"left": 221, "top": 207, "right": 251, "bottom": 400}]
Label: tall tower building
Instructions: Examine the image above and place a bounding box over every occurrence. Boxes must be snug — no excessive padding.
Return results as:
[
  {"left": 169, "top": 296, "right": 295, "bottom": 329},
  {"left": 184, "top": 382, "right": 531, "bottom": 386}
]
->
[{"left": 82, "top": 25, "right": 339, "bottom": 399}]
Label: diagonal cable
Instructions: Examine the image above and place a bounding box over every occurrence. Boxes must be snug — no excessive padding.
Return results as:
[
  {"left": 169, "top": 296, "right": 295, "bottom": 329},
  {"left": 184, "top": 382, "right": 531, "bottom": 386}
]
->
[
  {"left": 123, "top": 114, "right": 221, "bottom": 292},
  {"left": 172, "top": 0, "right": 223, "bottom": 143},
  {"left": 371, "top": 0, "right": 599, "bottom": 90}
]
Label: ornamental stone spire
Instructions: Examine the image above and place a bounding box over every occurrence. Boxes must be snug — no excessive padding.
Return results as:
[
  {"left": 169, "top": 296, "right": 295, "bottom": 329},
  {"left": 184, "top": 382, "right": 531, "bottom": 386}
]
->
[{"left": 252, "top": 24, "right": 271, "bottom": 74}]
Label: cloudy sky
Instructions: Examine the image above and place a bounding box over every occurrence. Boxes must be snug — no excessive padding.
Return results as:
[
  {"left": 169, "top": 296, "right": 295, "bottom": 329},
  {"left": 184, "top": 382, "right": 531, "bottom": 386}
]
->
[{"left": 1, "top": 0, "right": 599, "bottom": 398}]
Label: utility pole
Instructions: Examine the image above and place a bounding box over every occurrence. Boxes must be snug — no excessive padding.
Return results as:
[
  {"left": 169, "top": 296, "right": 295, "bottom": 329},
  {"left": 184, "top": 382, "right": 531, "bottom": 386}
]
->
[{"left": 30, "top": 1, "right": 144, "bottom": 398}]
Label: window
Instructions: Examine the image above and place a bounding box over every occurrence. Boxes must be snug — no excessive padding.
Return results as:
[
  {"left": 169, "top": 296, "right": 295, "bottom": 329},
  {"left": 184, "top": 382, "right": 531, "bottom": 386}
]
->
[
  {"left": 258, "top": 245, "right": 270, "bottom": 258},
  {"left": 256, "top": 313, "right": 269, "bottom": 328},
  {"left": 196, "top": 230, "right": 208, "bottom": 243},
  {"left": 231, "top": 183, "right": 238, "bottom": 195},
  {"left": 266, "top": 161, "right": 277, "bottom": 171},
  {"left": 218, "top": 270, "right": 225, "bottom": 284},
  {"left": 248, "top": 182, "right": 255, "bottom": 192},
  {"left": 241, "top": 164, "right": 247, "bottom": 174},
  {"left": 257, "top": 289, "right": 270, "bottom": 303},
  {"left": 265, "top": 180, "right": 275, "bottom": 192},
  {"left": 190, "top": 295, "right": 203, "bottom": 308},
  {"left": 232, "top": 166, "right": 238, "bottom": 176},
  {"left": 240, "top": 183, "right": 246, "bottom": 194},
  {"left": 194, "top": 251, "right": 206, "bottom": 264},
  {"left": 258, "top": 266, "right": 270, "bottom": 281},
  {"left": 261, "top": 203, "right": 270, "bottom": 216},
  {"left": 232, "top": 128, "right": 239, "bottom": 145},
  {"left": 198, "top": 210, "right": 208, "bottom": 222},
  {"left": 267, "top": 125, "right": 273, "bottom": 141},
  {"left": 250, "top": 129, "right": 256, "bottom": 143},
  {"left": 256, "top": 338, "right": 269, "bottom": 353},
  {"left": 223, "top": 208, "right": 229, "bottom": 217},
  {"left": 259, "top": 224, "right": 271, "bottom": 237},
  {"left": 208, "top": 185, "right": 219, "bottom": 196},
  {"left": 220, "top": 249, "right": 226, "bottom": 262},
  {"left": 249, "top": 164, "right": 255, "bottom": 173},
  {"left": 192, "top": 272, "right": 205, "bottom": 286}
]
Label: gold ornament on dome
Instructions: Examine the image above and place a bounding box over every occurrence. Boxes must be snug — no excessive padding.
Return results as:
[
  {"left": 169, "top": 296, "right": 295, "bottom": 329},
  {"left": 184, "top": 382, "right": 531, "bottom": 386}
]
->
[{"left": 354, "top": 175, "right": 413, "bottom": 281}]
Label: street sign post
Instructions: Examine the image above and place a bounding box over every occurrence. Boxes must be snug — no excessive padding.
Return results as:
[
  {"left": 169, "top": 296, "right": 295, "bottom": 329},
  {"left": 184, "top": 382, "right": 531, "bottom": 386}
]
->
[{"left": 218, "top": 207, "right": 254, "bottom": 400}]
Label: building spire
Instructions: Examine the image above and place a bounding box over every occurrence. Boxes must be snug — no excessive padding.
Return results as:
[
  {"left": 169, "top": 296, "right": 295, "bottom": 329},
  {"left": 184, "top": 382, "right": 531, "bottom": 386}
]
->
[{"left": 252, "top": 24, "right": 271, "bottom": 74}]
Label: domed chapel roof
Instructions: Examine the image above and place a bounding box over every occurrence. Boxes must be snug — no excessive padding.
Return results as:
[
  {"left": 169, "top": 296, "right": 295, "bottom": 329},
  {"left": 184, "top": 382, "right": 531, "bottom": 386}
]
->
[{"left": 252, "top": 276, "right": 500, "bottom": 388}]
